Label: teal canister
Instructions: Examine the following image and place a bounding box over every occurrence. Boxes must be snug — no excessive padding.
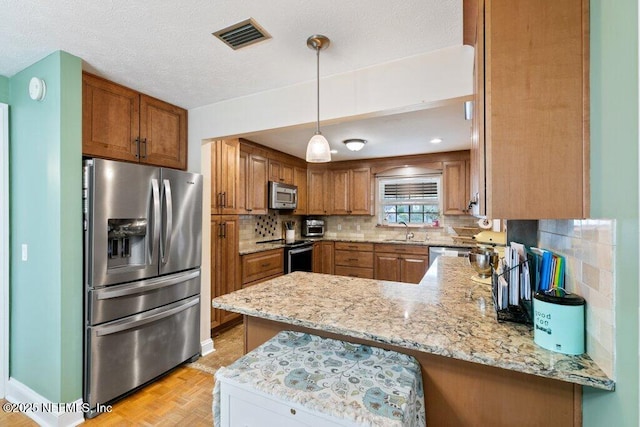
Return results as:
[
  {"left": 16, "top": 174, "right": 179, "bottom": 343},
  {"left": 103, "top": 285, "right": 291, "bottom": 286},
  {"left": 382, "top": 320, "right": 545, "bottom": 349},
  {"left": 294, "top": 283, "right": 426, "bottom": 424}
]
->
[{"left": 533, "top": 290, "right": 585, "bottom": 355}]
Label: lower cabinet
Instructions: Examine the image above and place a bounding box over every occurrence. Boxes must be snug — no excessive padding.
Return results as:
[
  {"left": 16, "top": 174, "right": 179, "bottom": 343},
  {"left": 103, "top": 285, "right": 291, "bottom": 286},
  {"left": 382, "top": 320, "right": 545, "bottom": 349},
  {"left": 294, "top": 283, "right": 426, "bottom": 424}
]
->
[
  {"left": 241, "top": 248, "right": 284, "bottom": 288},
  {"left": 312, "top": 241, "right": 334, "bottom": 274},
  {"left": 334, "top": 242, "right": 374, "bottom": 279},
  {"left": 374, "top": 244, "right": 429, "bottom": 284},
  {"left": 211, "top": 216, "right": 241, "bottom": 330}
]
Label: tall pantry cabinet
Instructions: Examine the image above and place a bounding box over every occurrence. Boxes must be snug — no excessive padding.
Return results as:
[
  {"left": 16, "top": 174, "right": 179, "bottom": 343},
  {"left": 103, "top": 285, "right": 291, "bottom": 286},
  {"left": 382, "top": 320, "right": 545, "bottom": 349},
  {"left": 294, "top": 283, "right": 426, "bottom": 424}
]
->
[
  {"left": 470, "top": 0, "right": 589, "bottom": 219},
  {"left": 210, "top": 139, "right": 241, "bottom": 330}
]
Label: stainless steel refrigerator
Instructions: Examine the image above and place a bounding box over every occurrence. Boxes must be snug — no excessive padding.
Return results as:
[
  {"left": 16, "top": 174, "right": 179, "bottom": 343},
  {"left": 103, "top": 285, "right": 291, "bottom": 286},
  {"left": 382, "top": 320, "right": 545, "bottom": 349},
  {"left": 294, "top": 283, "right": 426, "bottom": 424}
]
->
[{"left": 82, "top": 158, "right": 202, "bottom": 417}]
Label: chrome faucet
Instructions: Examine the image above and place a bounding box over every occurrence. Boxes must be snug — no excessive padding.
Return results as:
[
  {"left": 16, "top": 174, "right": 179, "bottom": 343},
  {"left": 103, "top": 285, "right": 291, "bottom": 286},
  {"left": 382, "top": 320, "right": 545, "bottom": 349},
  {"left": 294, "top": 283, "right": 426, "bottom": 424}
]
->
[{"left": 398, "top": 221, "right": 414, "bottom": 241}]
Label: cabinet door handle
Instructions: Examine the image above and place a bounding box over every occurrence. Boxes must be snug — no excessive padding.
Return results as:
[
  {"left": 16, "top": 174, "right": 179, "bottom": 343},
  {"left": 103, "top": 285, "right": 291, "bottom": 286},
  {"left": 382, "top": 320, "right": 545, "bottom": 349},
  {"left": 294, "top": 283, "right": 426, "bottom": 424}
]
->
[
  {"left": 347, "top": 258, "right": 358, "bottom": 261},
  {"left": 261, "top": 263, "right": 270, "bottom": 268},
  {"left": 222, "top": 192, "right": 226, "bottom": 207},
  {"left": 134, "top": 137, "right": 140, "bottom": 159},
  {"left": 217, "top": 192, "right": 223, "bottom": 208},
  {"left": 141, "top": 138, "right": 147, "bottom": 159},
  {"left": 221, "top": 222, "right": 227, "bottom": 238},
  {"left": 218, "top": 223, "right": 224, "bottom": 238}
]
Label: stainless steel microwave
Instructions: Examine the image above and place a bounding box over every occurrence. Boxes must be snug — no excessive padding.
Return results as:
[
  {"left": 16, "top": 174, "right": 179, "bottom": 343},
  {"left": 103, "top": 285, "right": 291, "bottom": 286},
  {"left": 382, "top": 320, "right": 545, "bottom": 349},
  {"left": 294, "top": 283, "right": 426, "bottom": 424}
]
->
[{"left": 269, "top": 181, "right": 297, "bottom": 210}]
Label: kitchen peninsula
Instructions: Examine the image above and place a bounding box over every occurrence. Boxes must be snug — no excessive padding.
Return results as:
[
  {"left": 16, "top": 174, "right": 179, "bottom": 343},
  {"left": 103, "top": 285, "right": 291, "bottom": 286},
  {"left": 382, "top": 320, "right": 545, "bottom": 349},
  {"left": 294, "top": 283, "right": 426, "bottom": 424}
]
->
[{"left": 213, "top": 257, "right": 613, "bottom": 426}]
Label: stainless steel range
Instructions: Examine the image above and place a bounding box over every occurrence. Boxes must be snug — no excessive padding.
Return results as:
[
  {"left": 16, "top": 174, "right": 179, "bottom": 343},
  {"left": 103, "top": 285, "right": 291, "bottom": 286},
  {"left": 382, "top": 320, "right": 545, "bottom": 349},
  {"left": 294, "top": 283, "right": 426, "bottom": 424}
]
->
[{"left": 82, "top": 158, "right": 202, "bottom": 417}]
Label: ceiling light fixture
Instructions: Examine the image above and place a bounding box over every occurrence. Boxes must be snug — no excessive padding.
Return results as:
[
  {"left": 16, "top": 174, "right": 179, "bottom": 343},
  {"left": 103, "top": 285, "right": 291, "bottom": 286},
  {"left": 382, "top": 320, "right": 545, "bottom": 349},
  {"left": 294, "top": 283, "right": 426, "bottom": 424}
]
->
[
  {"left": 305, "top": 34, "right": 331, "bottom": 163},
  {"left": 343, "top": 138, "right": 367, "bottom": 152},
  {"left": 430, "top": 138, "right": 443, "bottom": 144}
]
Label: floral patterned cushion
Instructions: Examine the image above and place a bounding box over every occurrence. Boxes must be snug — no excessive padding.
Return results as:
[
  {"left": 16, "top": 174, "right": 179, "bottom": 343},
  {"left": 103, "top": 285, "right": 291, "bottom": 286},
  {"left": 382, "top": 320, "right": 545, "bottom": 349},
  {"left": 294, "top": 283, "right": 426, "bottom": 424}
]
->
[{"left": 213, "top": 331, "right": 426, "bottom": 426}]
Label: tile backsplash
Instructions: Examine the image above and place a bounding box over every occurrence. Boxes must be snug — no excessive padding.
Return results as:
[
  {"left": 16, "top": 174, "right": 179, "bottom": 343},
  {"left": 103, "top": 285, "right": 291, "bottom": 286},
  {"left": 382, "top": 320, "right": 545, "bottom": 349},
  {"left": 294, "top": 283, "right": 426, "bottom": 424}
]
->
[
  {"left": 538, "top": 219, "right": 615, "bottom": 378},
  {"left": 323, "top": 215, "right": 480, "bottom": 241},
  {"left": 239, "top": 213, "right": 480, "bottom": 244}
]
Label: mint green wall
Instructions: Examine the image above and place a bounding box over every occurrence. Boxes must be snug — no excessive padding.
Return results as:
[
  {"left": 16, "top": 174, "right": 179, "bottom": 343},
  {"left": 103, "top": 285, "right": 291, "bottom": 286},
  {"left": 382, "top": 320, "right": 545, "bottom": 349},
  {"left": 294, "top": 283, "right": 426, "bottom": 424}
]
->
[
  {"left": 0, "top": 76, "right": 8, "bottom": 103},
  {"left": 8, "top": 51, "right": 82, "bottom": 402},
  {"left": 585, "top": 1, "right": 640, "bottom": 426}
]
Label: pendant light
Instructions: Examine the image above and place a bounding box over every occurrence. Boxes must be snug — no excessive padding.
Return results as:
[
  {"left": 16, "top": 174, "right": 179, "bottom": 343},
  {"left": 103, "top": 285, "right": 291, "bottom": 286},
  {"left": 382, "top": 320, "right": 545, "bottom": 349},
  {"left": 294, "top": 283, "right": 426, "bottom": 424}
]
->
[{"left": 306, "top": 34, "right": 331, "bottom": 163}]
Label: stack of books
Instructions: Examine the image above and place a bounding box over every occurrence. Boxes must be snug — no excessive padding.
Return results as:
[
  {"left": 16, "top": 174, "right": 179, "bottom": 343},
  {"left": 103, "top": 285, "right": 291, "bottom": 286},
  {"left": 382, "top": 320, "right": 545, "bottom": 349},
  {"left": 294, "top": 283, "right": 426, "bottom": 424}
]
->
[{"left": 528, "top": 247, "right": 565, "bottom": 292}]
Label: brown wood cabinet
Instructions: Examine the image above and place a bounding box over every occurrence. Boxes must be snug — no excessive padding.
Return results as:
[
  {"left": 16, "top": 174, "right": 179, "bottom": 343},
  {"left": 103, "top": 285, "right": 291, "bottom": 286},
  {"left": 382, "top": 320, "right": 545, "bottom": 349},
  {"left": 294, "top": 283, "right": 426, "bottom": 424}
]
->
[
  {"left": 211, "top": 139, "right": 240, "bottom": 215},
  {"left": 374, "top": 244, "right": 429, "bottom": 284},
  {"left": 82, "top": 72, "right": 187, "bottom": 169},
  {"left": 307, "top": 169, "right": 331, "bottom": 215},
  {"left": 210, "top": 216, "right": 241, "bottom": 330},
  {"left": 312, "top": 241, "right": 334, "bottom": 274},
  {"left": 472, "top": 0, "right": 589, "bottom": 219},
  {"left": 330, "top": 168, "right": 372, "bottom": 215},
  {"left": 292, "top": 167, "right": 308, "bottom": 215},
  {"left": 268, "top": 159, "right": 294, "bottom": 184},
  {"left": 442, "top": 160, "right": 470, "bottom": 215},
  {"left": 241, "top": 249, "right": 284, "bottom": 287},
  {"left": 334, "top": 242, "right": 374, "bottom": 279},
  {"left": 239, "top": 144, "right": 268, "bottom": 215}
]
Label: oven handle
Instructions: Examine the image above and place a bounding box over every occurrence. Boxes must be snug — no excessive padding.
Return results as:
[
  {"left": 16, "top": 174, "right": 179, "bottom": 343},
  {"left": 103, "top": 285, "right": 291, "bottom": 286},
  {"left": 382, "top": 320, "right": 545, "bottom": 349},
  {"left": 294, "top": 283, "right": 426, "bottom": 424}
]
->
[
  {"left": 95, "top": 270, "right": 200, "bottom": 300},
  {"left": 288, "top": 246, "right": 313, "bottom": 255},
  {"left": 94, "top": 296, "right": 199, "bottom": 337}
]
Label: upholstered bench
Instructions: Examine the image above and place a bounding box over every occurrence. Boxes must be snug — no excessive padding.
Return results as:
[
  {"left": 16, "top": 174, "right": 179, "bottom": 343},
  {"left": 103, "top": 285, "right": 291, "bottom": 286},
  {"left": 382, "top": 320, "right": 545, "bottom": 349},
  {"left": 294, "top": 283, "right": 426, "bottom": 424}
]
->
[{"left": 213, "top": 331, "right": 425, "bottom": 426}]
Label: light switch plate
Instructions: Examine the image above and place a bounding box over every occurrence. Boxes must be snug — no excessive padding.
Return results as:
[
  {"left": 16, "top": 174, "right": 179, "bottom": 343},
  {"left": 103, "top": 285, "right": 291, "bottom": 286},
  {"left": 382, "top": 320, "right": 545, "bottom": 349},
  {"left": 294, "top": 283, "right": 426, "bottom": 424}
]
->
[{"left": 21, "top": 244, "right": 28, "bottom": 261}]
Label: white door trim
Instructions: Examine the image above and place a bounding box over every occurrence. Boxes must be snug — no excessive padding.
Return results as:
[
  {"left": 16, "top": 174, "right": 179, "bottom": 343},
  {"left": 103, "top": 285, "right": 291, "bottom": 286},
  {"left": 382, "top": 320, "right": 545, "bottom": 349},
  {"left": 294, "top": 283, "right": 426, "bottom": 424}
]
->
[{"left": 0, "top": 102, "right": 9, "bottom": 399}]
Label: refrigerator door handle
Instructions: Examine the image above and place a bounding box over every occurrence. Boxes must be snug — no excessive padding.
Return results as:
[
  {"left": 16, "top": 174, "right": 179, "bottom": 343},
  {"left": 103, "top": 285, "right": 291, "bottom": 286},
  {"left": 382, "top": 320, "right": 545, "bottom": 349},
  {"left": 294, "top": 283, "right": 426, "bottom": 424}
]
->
[
  {"left": 161, "top": 179, "right": 173, "bottom": 265},
  {"left": 95, "top": 270, "right": 201, "bottom": 300},
  {"left": 151, "top": 179, "right": 161, "bottom": 265},
  {"left": 94, "top": 296, "right": 199, "bottom": 337}
]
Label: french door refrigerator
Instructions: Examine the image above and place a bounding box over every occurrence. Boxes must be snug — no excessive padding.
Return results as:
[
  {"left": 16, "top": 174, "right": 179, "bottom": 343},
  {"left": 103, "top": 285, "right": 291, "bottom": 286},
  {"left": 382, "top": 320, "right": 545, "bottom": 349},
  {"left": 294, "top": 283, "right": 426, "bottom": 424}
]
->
[{"left": 82, "top": 158, "right": 202, "bottom": 417}]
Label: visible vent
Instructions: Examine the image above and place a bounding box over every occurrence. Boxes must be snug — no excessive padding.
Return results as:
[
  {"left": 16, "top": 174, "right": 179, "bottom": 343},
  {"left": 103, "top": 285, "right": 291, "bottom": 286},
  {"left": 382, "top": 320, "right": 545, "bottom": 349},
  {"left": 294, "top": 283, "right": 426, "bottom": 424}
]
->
[{"left": 213, "top": 18, "right": 271, "bottom": 50}]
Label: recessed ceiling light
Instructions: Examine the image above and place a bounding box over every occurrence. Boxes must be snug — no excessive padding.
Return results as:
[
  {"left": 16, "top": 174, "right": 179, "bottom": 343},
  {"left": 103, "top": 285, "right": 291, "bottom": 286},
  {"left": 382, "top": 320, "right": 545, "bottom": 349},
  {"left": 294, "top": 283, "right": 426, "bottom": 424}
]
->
[
  {"left": 330, "top": 149, "right": 338, "bottom": 154},
  {"left": 430, "top": 138, "right": 443, "bottom": 144}
]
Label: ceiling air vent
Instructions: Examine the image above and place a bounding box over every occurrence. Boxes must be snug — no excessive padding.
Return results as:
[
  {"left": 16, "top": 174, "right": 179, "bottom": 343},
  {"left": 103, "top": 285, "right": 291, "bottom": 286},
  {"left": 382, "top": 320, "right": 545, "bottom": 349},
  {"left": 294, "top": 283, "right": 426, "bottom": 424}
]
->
[{"left": 213, "top": 18, "right": 271, "bottom": 50}]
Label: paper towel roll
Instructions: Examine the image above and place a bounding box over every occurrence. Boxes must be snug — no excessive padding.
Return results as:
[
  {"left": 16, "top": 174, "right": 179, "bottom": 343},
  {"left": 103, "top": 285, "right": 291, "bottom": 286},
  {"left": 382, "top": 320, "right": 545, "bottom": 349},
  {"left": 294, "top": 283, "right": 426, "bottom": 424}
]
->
[{"left": 478, "top": 218, "right": 493, "bottom": 229}]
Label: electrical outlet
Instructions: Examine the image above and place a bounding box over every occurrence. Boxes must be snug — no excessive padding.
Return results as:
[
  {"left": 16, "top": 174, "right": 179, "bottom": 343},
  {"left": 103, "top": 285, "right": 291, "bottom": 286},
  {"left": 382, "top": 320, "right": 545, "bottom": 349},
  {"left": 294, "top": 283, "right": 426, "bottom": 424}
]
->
[
  {"left": 21, "top": 244, "right": 28, "bottom": 261},
  {"left": 356, "top": 224, "right": 361, "bottom": 231},
  {"left": 337, "top": 224, "right": 342, "bottom": 231}
]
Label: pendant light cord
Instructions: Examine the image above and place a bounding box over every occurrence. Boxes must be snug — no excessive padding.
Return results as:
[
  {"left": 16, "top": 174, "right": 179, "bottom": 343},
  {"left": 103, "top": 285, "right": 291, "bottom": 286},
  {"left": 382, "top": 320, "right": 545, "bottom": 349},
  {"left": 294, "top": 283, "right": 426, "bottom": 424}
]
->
[{"left": 316, "top": 46, "right": 321, "bottom": 135}]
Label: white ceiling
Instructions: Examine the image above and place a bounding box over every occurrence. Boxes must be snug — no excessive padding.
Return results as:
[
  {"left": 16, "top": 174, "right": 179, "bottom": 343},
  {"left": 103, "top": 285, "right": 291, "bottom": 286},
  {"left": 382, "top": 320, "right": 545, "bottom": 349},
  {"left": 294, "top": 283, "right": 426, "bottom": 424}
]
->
[
  {"left": 243, "top": 101, "right": 473, "bottom": 161},
  {"left": 1, "top": 0, "right": 471, "bottom": 160}
]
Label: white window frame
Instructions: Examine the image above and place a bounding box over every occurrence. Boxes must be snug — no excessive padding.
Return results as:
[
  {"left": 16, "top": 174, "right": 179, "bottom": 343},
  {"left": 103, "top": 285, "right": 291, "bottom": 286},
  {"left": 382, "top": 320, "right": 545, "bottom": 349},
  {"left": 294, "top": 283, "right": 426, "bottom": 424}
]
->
[{"left": 376, "top": 175, "right": 442, "bottom": 226}]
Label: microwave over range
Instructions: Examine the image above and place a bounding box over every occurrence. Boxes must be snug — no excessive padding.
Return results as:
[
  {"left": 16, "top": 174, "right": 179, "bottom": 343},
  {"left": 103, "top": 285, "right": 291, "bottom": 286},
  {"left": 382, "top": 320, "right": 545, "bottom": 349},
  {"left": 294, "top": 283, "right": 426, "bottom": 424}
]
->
[{"left": 269, "top": 181, "right": 297, "bottom": 210}]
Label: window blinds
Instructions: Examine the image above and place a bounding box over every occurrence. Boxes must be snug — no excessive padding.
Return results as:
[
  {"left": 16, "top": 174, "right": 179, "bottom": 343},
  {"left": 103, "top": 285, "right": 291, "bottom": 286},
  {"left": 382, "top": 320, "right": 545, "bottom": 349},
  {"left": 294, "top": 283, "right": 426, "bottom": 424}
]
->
[{"left": 382, "top": 181, "right": 438, "bottom": 200}]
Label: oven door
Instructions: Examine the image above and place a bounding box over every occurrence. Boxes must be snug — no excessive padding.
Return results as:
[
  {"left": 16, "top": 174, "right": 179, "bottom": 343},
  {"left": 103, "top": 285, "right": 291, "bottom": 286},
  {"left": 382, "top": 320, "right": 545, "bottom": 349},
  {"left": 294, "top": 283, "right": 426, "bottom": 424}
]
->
[{"left": 285, "top": 245, "right": 313, "bottom": 273}]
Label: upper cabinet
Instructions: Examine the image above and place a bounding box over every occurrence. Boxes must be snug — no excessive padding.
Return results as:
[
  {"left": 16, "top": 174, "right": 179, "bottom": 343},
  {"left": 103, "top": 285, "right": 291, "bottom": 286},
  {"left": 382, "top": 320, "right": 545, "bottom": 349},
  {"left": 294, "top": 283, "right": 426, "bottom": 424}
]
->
[
  {"left": 292, "top": 166, "right": 308, "bottom": 216},
  {"left": 237, "top": 139, "right": 307, "bottom": 215},
  {"left": 472, "top": 0, "right": 589, "bottom": 219},
  {"left": 239, "top": 143, "right": 268, "bottom": 215},
  {"left": 268, "top": 159, "right": 294, "bottom": 185},
  {"left": 443, "top": 160, "right": 471, "bottom": 215},
  {"left": 211, "top": 139, "right": 240, "bottom": 215},
  {"left": 82, "top": 72, "right": 187, "bottom": 170},
  {"left": 330, "top": 168, "right": 372, "bottom": 215},
  {"left": 307, "top": 169, "right": 331, "bottom": 215}
]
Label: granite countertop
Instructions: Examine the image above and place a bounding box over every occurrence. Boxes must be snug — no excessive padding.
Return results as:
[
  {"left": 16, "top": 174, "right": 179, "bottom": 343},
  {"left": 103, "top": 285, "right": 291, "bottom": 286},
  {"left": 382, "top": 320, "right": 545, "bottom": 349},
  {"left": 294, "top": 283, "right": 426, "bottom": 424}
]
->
[
  {"left": 212, "top": 257, "right": 614, "bottom": 391},
  {"left": 239, "top": 236, "right": 474, "bottom": 255}
]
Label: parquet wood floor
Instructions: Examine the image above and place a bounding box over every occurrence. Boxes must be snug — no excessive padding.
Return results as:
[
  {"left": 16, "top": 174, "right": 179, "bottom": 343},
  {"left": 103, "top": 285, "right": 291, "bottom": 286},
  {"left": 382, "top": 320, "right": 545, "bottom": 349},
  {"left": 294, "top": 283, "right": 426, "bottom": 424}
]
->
[{"left": 0, "top": 323, "right": 244, "bottom": 426}]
